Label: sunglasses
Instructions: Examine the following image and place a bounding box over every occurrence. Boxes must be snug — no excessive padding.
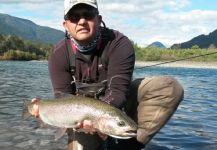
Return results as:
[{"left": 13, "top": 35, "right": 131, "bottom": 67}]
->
[{"left": 65, "top": 10, "right": 98, "bottom": 22}]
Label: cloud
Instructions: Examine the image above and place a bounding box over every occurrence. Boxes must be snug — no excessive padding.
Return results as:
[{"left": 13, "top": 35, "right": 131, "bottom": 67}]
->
[
  {"left": 97, "top": 0, "right": 217, "bottom": 46},
  {"left": 98, "top": 0, "right": 190, "bottom": 14},
  {"left": 130, "top": 9, "right": 217, "bottom": 46},
  {"left": 0, "top": 0, "right": 64, "bottom": 29},
  {"left": 0, "top": 0, "right": 62, "bottom": 4},
  {"left": 1, "top": 0, "right": 217, "bottom": 47}
]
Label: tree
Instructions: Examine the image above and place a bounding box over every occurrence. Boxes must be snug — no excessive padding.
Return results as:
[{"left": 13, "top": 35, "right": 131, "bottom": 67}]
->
[
  {"left": 191, "top": 45, "right": 199, "bottom": 49},
  {"left": 0, "top": 34, "right": 52, "bottom": 60},
  {"left": 208, "top": 44, "right": 216, "bottom": 49}
]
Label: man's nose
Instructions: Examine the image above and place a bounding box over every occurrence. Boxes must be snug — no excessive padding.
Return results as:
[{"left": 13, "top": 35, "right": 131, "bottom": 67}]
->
[{"left": 78, "top": 17, "right": 87, "bottom": 25}]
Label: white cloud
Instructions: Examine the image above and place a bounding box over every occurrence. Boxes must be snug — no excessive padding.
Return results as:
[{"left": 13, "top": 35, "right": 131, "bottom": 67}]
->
[
  {"left": 148, "top": 10, "right": 217, "bottom": 46},
  {"left": 167, "top": 0, "right": 190, "bottom": 10},
  {"left": 1, "top": 0, "right": 217, "bottom": 47},
  {"left": 97, "top": 1, "right": 217, "bottom": 47},
  {"left": 98, "top": 0, "right": 190, "bottom": 14},
  {"left": 0, "top": 0, "right": 62, "bottom": 4}
]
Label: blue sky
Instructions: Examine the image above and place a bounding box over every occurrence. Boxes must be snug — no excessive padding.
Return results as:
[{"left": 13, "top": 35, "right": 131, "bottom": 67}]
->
[
  {"left": 186, "top": 0, "right": 217, "bottom": 11},
  {"left": 0, "top": 0, "right": 217, "bottom": 47}
]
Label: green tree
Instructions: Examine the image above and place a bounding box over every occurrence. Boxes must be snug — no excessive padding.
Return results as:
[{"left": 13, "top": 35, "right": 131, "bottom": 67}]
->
[
  {"left": 0, "top": 34, "right": 53, "bottom": 60},
  {"left": 192, "top": 45, "right": 199, "bottom": 49},
  {"left": 208, "top": 44, "right": 216, "bottom": 49}
]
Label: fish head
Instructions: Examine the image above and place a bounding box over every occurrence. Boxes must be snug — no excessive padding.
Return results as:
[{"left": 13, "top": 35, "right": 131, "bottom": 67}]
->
[{"left": 97, "top": 110, "right": 137, "bottom": 139}]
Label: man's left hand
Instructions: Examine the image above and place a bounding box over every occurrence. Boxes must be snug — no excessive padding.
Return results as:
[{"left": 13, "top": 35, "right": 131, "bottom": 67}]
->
[{"left": 76, "top": 120, "right": 108, "bottom": 140}]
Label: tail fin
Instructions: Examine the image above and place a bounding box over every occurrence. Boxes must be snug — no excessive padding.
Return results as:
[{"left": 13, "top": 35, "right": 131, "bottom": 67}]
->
[{"left": 22, "top": 100, "right": 31, "bottom": 120}]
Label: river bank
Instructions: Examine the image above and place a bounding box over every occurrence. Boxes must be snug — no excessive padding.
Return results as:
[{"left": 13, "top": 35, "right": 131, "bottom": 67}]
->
[
  {"left": 1, "top": 60, "right": 217, "bottom": 69},
  {"left": 136, "top": 61, "right": 217, "bottom": 69}
]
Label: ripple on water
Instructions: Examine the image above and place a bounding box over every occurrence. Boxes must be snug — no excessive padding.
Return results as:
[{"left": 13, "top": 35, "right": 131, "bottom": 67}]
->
[
  {"left": 15, "top": 140, "right": 37, "bottom": 148},
  {"left": 0, "top": 141, "right": 13, "bottom": 147}
]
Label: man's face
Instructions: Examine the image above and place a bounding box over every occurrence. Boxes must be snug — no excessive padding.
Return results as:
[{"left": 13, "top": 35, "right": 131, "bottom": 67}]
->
[{"left": 63, "top": 4, "right": 101, "bottom": 45}]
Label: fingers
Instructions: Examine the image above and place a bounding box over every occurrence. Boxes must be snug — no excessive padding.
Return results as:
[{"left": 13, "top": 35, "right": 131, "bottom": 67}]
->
[
  {"left": 82, "top": 120, "right": 95, "bottom": 134},
  {"left": 81, "top": 120, "right": 107, "bottom": 139},
  {"left": 75, "top": 120, "right": 108, "bottom": 139},
  {"left": 31, "top": 98, "right": 40, "bottom": 103},
  {"left": 82, "top": 120, "right": 93, "bottom": 129},
  {"left": 31, "top": 98, "right": 40, "bottom": 117},
  {"left": 76, "top": 120, "right": 97, "bottom": 135}
]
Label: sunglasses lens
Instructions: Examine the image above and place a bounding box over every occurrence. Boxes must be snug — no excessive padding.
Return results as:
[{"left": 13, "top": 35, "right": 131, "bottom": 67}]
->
[
  {"left": 84, "top": 11, "right": 96, "bottom": 20},
  {"left": 67, "top": 10, "right": 97, "bottom": 22},
  {"left": 70, "top": 14, "right": 80, "bottom": 22}
]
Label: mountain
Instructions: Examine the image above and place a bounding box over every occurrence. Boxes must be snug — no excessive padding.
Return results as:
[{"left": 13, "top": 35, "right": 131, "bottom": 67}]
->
[
  {"left": 0, "top": 13, "right": 64, "bottom": 44},
  {"left": 147, "top": 41, "right": 166, "bottom": 49},
  {"left": 171, "top": 29, "right": 217, "bottom": 49}
]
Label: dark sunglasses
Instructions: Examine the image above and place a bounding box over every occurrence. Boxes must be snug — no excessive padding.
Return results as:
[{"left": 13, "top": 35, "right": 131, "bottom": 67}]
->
[{"left": 65, "top": 10, "right": 98, "bottom": 22}]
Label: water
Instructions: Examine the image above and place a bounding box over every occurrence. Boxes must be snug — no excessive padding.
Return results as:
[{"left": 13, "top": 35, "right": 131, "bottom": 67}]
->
[{"left": 0, "top": 61, "right": 217, "bottom": 150}]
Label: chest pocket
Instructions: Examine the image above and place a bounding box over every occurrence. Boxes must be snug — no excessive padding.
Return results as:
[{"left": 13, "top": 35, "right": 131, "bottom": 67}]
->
[{"left": 75, "top": 80, "right": 107, "bottom": 99}]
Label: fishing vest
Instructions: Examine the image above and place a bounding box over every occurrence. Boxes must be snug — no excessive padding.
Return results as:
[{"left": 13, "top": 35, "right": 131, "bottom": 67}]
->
[{"left": 65, "top": 30, "right": 110, "bottom": 99}]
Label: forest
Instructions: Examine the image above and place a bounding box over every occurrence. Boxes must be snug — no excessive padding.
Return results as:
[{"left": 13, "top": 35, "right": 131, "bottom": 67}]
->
[
  {"left": 0, "top": 34, "right": 52, "bottom": 60},
  {"left": 0, "top": 34, "right": 217, "bottom": 62}
]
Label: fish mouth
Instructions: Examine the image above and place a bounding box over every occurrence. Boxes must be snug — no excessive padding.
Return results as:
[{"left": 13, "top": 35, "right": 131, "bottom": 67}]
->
[
  {"left": 108, "top": 130, "right": 137, "bottom": 139},
  {"left": 125, "top": 130, "right": 137, "bottom": 137}
]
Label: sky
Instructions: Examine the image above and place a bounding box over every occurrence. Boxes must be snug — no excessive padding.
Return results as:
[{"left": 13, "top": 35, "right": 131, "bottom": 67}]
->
[{"left": 0, "top": 0, "right": 217, "bottom": 47}]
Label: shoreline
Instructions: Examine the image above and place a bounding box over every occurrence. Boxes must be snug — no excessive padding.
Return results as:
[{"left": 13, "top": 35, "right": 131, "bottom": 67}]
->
[
  {"left": 1, "top": 60, "right": 217, "bottom": 69},
  {"left": 135, "top": 61, "right": 217, "bottom": 69}
]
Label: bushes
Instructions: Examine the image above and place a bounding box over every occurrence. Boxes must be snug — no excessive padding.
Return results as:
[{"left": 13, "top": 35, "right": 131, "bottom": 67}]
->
[
  {"left": 0, "top": 34, "right": 52, "bottom": 60},
  {"left": 134, "top": 45, "right": 217, "bottom": 62},
  {"left": 1, "top": 34, "right": 216, "bottom": 62},
  {"left": 0, "top": 50, "right": 37, "bottom": 60}
]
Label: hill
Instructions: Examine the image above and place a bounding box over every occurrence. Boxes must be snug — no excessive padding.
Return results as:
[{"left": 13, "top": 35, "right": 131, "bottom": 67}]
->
[
  {"left": 0, "top": 13, "right": 64, "bottom": 44},
  {"left": 171, "top": 29, "right": 217, "bottom": 49},
  {"left": 147, "top": 41, "right": 166, "bottom": 49}
]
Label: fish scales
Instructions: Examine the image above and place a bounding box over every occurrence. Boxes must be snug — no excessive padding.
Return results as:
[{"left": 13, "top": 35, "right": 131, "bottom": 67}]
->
[{"left": 39, "top": 98, "right": 106, "bottom": 128}]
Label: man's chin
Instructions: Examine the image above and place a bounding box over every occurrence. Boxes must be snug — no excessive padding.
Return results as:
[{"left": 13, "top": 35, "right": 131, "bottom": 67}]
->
[{"left": 76, "top": 35, "right": 93, "bottom": 44}]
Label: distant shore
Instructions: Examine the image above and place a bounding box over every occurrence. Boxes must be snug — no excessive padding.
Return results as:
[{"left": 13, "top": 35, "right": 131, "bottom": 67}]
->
[
  {"left": 1, "top": 60, "right": 217, "bottom": 69},
  {"left": 136, "top": 61, "right": 217, "bottom": 69}
]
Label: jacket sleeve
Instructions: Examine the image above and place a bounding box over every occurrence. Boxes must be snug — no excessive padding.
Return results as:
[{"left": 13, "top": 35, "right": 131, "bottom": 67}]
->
[
  {"left": 48, "top": 40, "right": 74, "bottom": 97},
  {"left": 101, "top": 35, "right": 135, "bottom": 108}
]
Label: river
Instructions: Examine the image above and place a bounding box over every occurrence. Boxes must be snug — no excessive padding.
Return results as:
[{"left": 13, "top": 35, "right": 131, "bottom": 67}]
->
[{"left": 0, "top": 61, "right": 217, "bottom": 150}]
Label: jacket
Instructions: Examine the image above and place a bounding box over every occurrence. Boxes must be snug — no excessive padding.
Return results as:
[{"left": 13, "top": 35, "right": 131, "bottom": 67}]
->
[{"left": 48, "top": 27, "right": 135, "bottom": 108}]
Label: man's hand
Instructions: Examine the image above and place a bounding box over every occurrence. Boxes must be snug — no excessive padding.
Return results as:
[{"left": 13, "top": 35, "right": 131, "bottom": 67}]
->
[
  {"left": 77, "top": 120, "right": 108, "bottom": 140},
  {"left": 31, "top": 98, "right": 40, "bottom": 118},
  {"left": 77, "top": 120, "right": 96, "bottom": 134}
]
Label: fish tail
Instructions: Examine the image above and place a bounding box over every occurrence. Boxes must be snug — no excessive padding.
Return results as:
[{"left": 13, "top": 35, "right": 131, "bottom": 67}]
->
[{"left": 22, "top": 100, "right": 31, "bottom": 120}]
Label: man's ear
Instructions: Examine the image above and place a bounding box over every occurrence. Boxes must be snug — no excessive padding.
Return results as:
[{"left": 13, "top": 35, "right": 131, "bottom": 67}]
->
[{"left": 63, "top": 21, "right": 69, "bottom": 32}]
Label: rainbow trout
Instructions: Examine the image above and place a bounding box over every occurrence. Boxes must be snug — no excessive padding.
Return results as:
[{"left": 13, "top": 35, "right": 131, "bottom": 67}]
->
[{"left": 23, "top": 96, "right": 137, "bottom": 140}]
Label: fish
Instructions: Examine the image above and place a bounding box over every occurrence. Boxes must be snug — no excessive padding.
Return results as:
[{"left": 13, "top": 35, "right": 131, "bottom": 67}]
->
[{"left": 22, "top": 95, "right": 137, "bottom": 140}]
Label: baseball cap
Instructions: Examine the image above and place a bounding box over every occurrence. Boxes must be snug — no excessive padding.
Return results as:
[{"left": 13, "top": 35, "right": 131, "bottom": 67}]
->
[{"left": 64, "top": 0, "right": 98, "bottom": 15}]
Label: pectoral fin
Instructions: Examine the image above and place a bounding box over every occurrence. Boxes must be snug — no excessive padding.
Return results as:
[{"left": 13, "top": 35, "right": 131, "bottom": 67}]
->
[{"left": 55, "top": 128, "right": 67, "bottom": 141}]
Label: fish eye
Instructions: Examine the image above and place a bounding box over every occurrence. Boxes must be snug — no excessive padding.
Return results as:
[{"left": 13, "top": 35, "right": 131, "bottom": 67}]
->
[{"left": 118, "top": 121, "right": 126, "bottom": 127}]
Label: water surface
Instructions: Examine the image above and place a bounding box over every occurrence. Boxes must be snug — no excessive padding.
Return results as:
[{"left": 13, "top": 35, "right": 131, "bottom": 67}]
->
[{"left": 0, "top": 61, "right": 217, "bottom": 150}]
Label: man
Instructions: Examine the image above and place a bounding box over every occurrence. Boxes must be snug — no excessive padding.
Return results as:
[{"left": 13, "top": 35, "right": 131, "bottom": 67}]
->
[
  {"left": 49, "top": 0, "right": 141, "bottom": 149},
  {"left": 47, "top": 0, "right": 184, "bottom": 150}
]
